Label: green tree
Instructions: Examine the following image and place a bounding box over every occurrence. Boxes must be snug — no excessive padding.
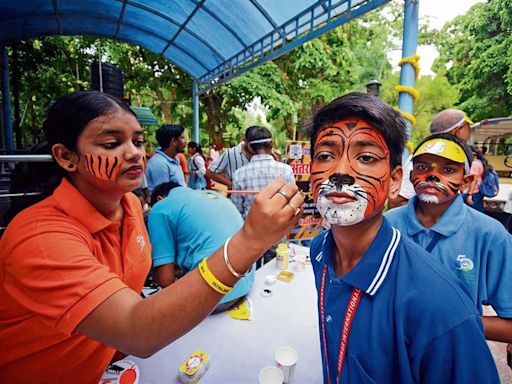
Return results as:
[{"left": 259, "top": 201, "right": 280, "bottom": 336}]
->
[
  {"left": 381, "top": 71, "right": 459, "bottom": 145},
  {"left": 215, "top": 3, "right": 401, "bottom": 147},
  {"left": 434, "top": 1, "right": 512, "bottom": 120}
]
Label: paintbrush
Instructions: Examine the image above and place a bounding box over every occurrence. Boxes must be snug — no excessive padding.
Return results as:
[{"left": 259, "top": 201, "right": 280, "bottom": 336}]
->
[{"left": 226, "top": 190, "right": 308, "bottom": 196}]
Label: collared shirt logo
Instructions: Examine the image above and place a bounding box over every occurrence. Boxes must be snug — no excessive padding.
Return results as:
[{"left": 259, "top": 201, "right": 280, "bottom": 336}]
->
[{"left": 456, "top": 255, "right": 473, "bottom": 272}]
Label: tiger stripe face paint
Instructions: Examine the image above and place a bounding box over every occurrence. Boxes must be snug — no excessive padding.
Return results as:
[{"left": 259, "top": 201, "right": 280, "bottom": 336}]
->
[
  {"left": 311, "top": 118, "right": 390, "bottom": 226},
  {"left": 411, "top": 153, "right": 465, "bottom": 204},
  {"left": 83, "top": 153, "right": 123, "bottom": 181}
]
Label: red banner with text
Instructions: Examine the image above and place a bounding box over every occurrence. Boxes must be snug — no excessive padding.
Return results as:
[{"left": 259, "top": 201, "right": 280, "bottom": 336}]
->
[{"left": 285, "top": 140, "right": 324, "bottom": 240}]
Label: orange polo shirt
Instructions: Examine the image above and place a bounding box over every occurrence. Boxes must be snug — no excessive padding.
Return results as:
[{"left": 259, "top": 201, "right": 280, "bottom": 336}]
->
[
  {"left": 0, "top": 178, "right": 151, "bottom": 383},
  {"left": 176, "top": 152, "right": 189, "bottom": 174}
]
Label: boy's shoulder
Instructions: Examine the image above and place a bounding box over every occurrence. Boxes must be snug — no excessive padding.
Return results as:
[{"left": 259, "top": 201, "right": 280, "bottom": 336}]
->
[
  {"left": 310, "top": 230, "right": 329, "bottom": 256},
  {"left": 464, "top": 205, "right": 509, "bottom": 235},
  {"left": 394, "top": 234, "right": 476, "bottom": 309},
  {"left": 385, "top": 204, "right": 409, "bottom": 222}
]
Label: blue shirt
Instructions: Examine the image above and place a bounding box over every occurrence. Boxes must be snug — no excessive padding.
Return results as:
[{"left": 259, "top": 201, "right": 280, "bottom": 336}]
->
[
  {"left": 146, "top": 148, "right": 186, "bottom": 192},
  {"left": 310, "top": 218, "right": 498, "bottom": 383},
  {"left": 386, "top": 195, "right": 512, "bottom": 318},
  {"left": 148, "top": 187, "right": 255, "bottom": 304},
  {"left": 231, "top": 154, "right": 295, "bottom": 218}
]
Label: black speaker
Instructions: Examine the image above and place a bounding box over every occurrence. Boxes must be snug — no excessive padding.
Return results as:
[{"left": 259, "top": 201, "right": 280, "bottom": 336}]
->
[{"left": 90, "top": 62, "right": 124, "bottom": 98}]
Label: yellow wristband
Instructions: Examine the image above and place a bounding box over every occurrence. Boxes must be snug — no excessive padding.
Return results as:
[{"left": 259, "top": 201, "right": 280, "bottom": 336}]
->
[{"left": 198, "top": 258, "right": 233, "bottom": 295}]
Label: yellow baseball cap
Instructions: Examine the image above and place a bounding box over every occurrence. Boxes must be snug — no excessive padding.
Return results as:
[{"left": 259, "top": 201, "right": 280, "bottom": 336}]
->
[{"left": 413, "top": 137, "right": 470, "bottom": 173}]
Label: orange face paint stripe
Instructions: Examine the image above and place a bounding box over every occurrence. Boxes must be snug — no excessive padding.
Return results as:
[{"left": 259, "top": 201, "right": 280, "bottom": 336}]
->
[{"left": 312, "top": 118, "right": 391, "bottom": 220}]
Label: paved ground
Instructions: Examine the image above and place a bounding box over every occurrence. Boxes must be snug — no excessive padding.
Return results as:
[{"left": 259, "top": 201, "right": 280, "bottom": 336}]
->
[{"left": 484, "top": 306, "right": 512, "bottom": 383}]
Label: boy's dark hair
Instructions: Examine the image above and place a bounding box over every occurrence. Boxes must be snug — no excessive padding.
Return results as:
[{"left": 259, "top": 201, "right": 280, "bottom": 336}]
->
[
  {"left": 413, "top": 132, "right": 473, "bottom": 169},
  {"left": 309, "top": 92, "right": 406, "bottom": 169},
  {"left": 150, "top": 182, "right": 181, "bottom": 206},
  {"left": 156, "top": 124, "right": 184, "bottom": 149},
  {"left": 246, "top": 126, "right": 272, "bottom": 152}
]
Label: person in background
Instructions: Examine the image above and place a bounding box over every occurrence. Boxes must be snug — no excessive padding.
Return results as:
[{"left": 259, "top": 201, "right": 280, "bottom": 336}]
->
[
  {"left": 145, "top": 124, "right": 187, "bottom": 192},
  {"left": 505, "top": 188, "right": 512, "bottom": 234},
  {"left": 389, "top": 108, "right": 474, "bottom": 208},
  {"left": 308, "top": 92, "right": 498, "bottom": 383},
  {"left": 464, "top": 147, "right": 485, "bottom": 211},
  {"left": 148, "top": 182, "right": 255, "bottom": 313},
  {"left": 132, "top": 187, "right": 150, "bottom": 224},
  {"left": 139, "top": 174, "right": 151, "bottom": 205},
  {"left": 209, "top": 143, "right": 220, "bottom": 163},
  {"left": 206, "top": 129, "right": 254, "bottom": 189},
  {"left": 176, "top": 148, "right": 189, "bottom": 178},
  {"left": 230, "top": 126, "right": 295, "bottom": 219},
  {"left": 187, "top": 141, "right": 207, "bottom": 190},
  {"left": 386, "top": 133, "right": 512, "bottom": 346},
  {"left": 0, "top": 90, "right": 303, "bottom": 383}
]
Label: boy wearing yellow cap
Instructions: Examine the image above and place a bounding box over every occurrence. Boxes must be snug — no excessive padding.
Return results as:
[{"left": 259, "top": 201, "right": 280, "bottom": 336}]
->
[{"left": 387, "top": 133, "right": 512, "bottom": 344}]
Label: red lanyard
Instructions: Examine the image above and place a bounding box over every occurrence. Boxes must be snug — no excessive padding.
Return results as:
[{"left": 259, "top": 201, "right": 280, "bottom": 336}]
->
[{"left": 320, "top": 265, "right": 363, "bottom": 384}]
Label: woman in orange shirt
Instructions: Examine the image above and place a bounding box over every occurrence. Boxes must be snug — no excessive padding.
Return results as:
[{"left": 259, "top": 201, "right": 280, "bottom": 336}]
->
[{"left": 0, "top": 91, "right": 303, "bottom": 383}]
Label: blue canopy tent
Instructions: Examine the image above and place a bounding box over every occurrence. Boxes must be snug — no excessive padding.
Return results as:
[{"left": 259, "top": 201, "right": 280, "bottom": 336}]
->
[{"left": 0, "top": 0, "right": 418, "bottom": 149}]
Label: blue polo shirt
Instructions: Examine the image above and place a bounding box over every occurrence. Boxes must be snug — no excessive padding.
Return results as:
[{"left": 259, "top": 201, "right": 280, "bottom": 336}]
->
[
  {"left": 310, "top": 218, "right": 498, "bottom": 383},
  {"left": 386, "top": 195, "right": 512, "bottom": 318},
  {"left": 148, "top": 187, "right": 255, "bottom": 304},
  {"left": 145, "top": 148, "right": 186, "bottom": 192}
]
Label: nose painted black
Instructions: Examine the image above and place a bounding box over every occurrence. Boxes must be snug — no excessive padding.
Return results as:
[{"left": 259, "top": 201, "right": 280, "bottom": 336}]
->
[
  {"left": 426, "top": 175, "right": 440, "bottom": 183},
  {"left": 329, "top": 173, "right": 355, "bottom": 189}
]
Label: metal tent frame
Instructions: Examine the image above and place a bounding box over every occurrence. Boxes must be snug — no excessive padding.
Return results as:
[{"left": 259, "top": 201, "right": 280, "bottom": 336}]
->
[{"left": 0, "top": 0, "right": 418, "bottom": 149}]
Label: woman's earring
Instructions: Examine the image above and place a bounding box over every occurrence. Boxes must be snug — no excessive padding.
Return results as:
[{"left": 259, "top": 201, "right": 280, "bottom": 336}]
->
[{"left": 67, "top": 164, "right": 74, "bottom": 169}]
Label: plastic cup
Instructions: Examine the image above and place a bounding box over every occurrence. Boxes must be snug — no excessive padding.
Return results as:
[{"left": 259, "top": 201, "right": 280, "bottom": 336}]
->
[
  {"left": 294, "top": 256, "right": 306, "bottom": 272},
  {"left": 275, "top": 346, "right": 298, "bottom": 384},
  {"left": 259, "top": 366, "right": 284, "bottom": 384}
]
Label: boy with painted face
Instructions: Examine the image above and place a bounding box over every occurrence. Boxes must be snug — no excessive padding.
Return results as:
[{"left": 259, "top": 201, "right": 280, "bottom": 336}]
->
[
  {"left": 386, "top": 133, "right": 512, "bottom": 345},
  {"left": 309, "top": 93, "right": 498, "bottom": 383}
]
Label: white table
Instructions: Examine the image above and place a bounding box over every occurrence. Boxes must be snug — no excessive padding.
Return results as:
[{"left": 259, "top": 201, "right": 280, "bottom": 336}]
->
[{"left": 132, "top": 244, "right": 322, "bottom": 383}]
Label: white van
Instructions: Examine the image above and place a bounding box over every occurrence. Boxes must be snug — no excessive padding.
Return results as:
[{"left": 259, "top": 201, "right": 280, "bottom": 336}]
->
[{"left": 470, "top": 117, "right": 512, "bottom": 214}]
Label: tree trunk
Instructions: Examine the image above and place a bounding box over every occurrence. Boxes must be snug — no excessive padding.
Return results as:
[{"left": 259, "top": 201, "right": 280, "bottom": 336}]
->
[
  {"left": 155, "top": 88, "right": 174, "bottom": 123},
  {"left": 284, "top": 114, "right": 294, "bottom": 141},
  {"left": 203, "top": 91, "right": 225, "bottom": 145}
]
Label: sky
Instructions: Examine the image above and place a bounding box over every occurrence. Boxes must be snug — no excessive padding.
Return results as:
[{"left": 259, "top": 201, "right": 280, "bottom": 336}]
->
[{"left": 390, "top": 0, "right": 484, "bottom": 76}]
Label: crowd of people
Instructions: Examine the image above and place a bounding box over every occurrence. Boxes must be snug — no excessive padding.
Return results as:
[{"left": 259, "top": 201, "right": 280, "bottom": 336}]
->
[{"left": 0, "top": 89, "right": 511, "bottom": 383}]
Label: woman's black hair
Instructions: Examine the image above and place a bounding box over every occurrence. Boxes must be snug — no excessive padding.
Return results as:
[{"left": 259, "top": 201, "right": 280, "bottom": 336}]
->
[
  {"left": 44, "top": 90, "right": 136, "bottom": 150},
  {"left": 6, "top": 91, "right": 136, "bottom": 223},
  {"left": 188, "top": 141, "right": 205, "bottom": 158},
  {"left": 413, "top": 132, "right": 473, "bottom": 169},
  {"left": 308, "top": 92, "right": 406, "bottom": 169}
]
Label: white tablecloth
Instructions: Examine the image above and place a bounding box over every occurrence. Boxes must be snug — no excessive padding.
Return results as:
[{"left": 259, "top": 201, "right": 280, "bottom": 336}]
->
[{"left": 132, "top": 244, "right": 322, "bottom": 383}]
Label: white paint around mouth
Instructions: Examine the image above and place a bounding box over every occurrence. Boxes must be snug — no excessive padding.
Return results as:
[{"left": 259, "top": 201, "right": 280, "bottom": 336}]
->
[
  {"left": 316, "top": 180, "right": 368, "bottom": 226},
  {"left": 418, "top": 193, "right": 440, "bottom": 204}
]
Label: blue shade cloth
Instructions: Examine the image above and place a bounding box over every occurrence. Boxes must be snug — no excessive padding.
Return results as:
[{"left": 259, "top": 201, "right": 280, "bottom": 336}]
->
[
  {"left": 0, "top": 0, "right": 389, "bottom": 89},
  {"left": 148, "top": 187, "right": 255, "bottom": 305}
]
